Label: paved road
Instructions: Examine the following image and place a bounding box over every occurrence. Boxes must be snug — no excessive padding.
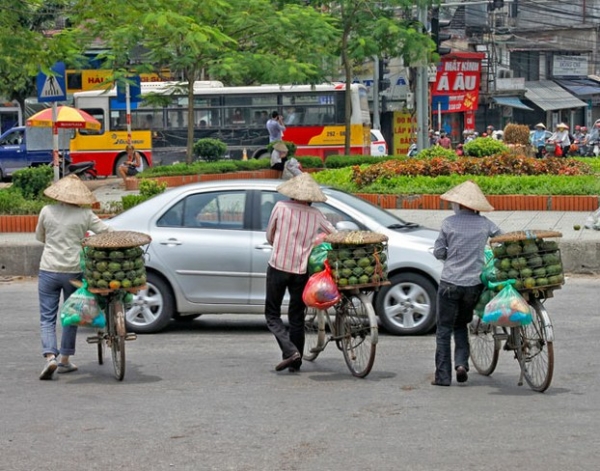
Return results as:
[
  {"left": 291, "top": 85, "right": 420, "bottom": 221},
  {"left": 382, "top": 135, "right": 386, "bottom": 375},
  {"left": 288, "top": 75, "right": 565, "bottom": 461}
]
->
[{"left": 1, "top": 276, "right": 599, "bottom": 471}]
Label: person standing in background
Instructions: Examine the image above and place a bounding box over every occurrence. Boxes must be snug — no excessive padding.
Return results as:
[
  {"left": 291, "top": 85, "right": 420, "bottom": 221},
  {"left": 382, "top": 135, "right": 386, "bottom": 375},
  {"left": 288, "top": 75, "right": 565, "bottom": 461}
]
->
[
  {"left": 432, "top": 181, "right": 502, "bottom": 387},
  {"left": 266, "top": 111, "right": 286, "bottom": 142},
  {"left": 36, "top": 175, "right": 112, "bottom": 380}
]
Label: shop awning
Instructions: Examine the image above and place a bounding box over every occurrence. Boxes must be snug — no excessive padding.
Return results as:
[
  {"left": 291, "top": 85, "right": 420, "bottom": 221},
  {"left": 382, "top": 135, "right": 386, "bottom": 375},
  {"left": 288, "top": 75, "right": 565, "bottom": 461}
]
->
[
  {"left": 524, "top": 80, "right": 587, "bottom": 111},
  {"left": 554, "top": 78, "right": 600, "bottom": 97},
  {"left": 492, "top": 96, "right": 534, "bottom": 111}
]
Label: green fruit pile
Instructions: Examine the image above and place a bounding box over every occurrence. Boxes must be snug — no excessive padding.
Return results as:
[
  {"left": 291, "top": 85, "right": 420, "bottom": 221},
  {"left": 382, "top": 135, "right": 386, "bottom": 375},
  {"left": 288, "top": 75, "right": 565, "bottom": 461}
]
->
[
  {"left": 327, "top": 243, "right": 388, "bottom": 288},
  {"left": 491, "top": 238, "right": 563, "bottom": 291},
  {"left": 83, "top": 246, "right": 147, "bottom": 290}
]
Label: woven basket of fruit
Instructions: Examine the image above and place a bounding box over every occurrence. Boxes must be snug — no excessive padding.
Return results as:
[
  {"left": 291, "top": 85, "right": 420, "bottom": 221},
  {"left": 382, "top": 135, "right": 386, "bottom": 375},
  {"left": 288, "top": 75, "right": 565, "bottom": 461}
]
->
[
  {"left": 325, "top": 231, "right": 389, "bottom": 290},
  {"left": 81, "top": 231, "right": 150, "bottom": 292},
  {"left": 489, "top": 230, "right": 564, "bottom": 296}
]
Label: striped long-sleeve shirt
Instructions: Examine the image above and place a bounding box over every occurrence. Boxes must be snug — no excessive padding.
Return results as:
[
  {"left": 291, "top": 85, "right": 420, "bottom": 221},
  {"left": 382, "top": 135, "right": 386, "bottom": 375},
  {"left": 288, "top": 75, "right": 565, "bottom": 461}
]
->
[{"left": 266, "top": 200, "right": 335, "bottom": 274}]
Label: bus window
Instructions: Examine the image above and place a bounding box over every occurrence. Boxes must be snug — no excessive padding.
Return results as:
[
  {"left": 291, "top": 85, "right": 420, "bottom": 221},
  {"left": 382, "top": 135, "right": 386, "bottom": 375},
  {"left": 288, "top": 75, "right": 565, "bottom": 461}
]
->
[{"left": 79, "top": 108, "right": 104, "bottom": 135}]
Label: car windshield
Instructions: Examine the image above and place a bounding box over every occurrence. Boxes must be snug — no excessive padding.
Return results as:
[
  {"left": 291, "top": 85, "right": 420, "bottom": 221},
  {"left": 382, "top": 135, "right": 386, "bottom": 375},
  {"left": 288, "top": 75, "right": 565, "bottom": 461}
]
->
[{"left": 324, "top": 188, "right": 416, "bottom": 228}]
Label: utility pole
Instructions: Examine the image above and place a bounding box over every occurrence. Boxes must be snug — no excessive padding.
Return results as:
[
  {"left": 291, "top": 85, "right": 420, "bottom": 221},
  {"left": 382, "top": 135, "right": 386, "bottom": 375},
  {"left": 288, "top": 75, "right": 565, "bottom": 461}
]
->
[
  {"left": 373, "top": 56, "right": 380, "bottom": 130},
  {"left": 416, "top": 4, "right": 429, "bottom": 151}
]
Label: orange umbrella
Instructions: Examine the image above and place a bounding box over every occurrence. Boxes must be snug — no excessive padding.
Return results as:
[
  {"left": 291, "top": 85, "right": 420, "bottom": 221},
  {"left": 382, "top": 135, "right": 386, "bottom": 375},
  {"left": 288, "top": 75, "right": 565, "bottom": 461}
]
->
[{"left": 26, "top": 105, "right": 101, "bottom": 130}]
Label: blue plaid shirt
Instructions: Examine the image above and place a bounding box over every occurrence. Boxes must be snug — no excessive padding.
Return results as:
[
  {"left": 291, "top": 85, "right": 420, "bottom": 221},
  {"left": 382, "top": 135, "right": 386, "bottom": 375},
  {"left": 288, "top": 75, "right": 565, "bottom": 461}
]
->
[{"left": 433, "top": 209, "right": 502, "bottom": 286}]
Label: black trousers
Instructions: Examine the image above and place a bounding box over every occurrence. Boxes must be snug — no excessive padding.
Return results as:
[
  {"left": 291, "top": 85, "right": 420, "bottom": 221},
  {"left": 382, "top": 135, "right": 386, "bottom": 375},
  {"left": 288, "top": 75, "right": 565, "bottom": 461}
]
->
[{"left": 264, "top": 265, "right": 308, "bottom": 360}]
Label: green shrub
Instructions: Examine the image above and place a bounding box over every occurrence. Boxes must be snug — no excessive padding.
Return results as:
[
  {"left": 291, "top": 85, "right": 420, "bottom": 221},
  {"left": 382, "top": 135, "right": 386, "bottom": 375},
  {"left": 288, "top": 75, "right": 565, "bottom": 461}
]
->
[
  {"left": 121, "top": 194, "right": 147, "bottom": 211},
  {"left": 231, "top": 158, "right": 271, "bottom": 171},
  {"left": 463, "top": 137, "right": 509, "bottom": 157},
  {"left": 0, "top": 188, "right": 47, "bottom": 214},
  {"left": 297, "top": 156, "right": 324, "bottom": 169},
  {"left": 416, "top": 145, "right": 458, "bottom": 160},
  {"left": 11, "top": 166, "right": 54, "bottom": 199},
  {"left": 138, "top": 179, "right": 167, "bottom": 198},
  {"left": 193, "top": 138, "right": 227, "bottom": 162},
  {"left": 324, "top": 155, "right": 399, "bottom": 169}
]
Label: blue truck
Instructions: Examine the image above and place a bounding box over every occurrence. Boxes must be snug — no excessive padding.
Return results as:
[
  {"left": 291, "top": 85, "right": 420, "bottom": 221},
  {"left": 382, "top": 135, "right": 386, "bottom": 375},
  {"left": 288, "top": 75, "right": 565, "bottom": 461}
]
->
[{"left": 0, "top": 126, "right": 71, "bottom": 180}]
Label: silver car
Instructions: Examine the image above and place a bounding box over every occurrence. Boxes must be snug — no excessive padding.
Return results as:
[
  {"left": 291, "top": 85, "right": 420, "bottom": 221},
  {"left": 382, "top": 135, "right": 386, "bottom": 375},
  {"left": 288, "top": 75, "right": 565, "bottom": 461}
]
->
[{"left": 108, "top": 179, "right": 443, "bottom": 335}]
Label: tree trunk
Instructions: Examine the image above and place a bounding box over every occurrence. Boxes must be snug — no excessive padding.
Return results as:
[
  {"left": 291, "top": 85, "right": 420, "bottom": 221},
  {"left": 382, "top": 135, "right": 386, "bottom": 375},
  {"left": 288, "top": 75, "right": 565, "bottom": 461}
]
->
[
  {"left": 186, "top": 71, "right": 196, "bottom": 164},
  {"left": 342, "top": 28, "right": 352, "bottom": 155}
]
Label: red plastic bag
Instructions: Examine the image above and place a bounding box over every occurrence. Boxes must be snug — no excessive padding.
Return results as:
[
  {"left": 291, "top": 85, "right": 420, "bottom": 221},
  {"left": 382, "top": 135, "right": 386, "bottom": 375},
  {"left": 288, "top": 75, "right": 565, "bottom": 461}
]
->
[
  {"left": 302, "top": 260, "right": 341, "bottom": 310},
  {"left": 554, "top": 144, "right": 563, "bottom": 157}
]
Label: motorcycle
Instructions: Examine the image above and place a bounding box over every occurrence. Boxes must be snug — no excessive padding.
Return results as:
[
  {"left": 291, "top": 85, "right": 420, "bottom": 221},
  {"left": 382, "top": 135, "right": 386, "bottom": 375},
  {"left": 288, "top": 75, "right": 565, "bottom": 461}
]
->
[{"left": 58, "top": 153, "right": 97, "bottom": 180}]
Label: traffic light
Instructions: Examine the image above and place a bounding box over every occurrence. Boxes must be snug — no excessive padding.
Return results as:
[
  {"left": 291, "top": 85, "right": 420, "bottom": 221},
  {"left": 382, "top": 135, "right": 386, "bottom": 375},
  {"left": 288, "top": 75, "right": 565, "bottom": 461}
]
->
[
  {"left": 431, "top": 8, "right": 451, "bottom": 56},
  {"left": 378, "top": 57, "right": 391, "bottom": 91}
]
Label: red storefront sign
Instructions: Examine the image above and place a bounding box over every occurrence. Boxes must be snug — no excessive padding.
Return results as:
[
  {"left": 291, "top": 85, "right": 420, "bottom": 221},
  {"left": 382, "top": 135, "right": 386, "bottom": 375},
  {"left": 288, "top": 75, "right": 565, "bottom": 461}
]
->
[{"left": 431, "top": 53, "right": 485, "bottom": 114}]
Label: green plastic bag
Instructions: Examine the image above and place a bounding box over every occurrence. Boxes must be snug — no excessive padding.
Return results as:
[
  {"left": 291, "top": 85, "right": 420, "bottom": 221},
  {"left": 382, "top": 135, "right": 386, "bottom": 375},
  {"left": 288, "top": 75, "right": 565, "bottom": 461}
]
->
[
  {"left": 308, "top": 242, "right": 332, "bottom": 275},
  {"left": 60, "top": 280, "right": 105, "bottom": 328}
]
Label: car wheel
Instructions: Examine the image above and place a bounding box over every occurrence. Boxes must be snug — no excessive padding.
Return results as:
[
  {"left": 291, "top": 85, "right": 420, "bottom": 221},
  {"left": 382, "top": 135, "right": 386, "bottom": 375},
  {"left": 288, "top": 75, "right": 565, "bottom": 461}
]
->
[
  {"left": 375, "top": 273, "right": 437, "bottom": 335},
  {"left": 124, "top": 272, "right": 174, "bottom": 333}
]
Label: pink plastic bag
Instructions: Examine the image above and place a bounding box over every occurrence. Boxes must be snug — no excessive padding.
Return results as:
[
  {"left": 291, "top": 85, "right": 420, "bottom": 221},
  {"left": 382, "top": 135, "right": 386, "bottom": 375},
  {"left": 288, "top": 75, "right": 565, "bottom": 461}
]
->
[{"left": 302, "top": 260, "right": 341, "bottom": 310}]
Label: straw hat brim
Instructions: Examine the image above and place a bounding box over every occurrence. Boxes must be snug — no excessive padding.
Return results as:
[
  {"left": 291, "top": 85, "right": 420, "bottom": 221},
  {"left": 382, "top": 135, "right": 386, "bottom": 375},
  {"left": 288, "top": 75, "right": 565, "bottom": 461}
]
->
[
  {"left": 43, "top": 174, "right": 97, "bottom": 206},
  {"left": 557, "top": 123, "right": 568, "bottom": 129},
  {"left": 276, "top": 173, "right": 327, "bottom": 202},
  {"left": 535, "top": 123, "right": 546, "bottom": 129},
  {"left": 273, "top": 142, "right": 288, "bottom": 152},
  {"left": 441, "top": 180, "right": 494, "bottom": 212}
]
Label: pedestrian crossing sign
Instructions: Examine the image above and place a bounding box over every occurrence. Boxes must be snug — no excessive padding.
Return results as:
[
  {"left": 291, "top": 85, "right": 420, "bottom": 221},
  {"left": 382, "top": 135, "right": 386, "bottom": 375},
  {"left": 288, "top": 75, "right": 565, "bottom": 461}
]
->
[{"left": 37, "top": 62, "right": 67, "bottom": 103}]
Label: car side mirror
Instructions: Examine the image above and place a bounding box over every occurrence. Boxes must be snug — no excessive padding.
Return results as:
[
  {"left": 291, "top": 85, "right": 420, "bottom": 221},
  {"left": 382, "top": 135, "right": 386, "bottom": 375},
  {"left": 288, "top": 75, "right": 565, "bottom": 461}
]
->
[{"left": 335, "top": 221, "right": 360, "bottom": 231}]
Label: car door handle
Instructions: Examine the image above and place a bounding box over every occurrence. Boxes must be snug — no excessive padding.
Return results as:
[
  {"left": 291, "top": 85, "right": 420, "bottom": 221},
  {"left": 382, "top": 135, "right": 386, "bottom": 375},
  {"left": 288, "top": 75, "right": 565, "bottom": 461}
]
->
[
  {"left": 159, "top": 238, "right": 183, "bottom": 246},
  {"left": 255, "top": 243, "right": 272, "bottom": 251}
]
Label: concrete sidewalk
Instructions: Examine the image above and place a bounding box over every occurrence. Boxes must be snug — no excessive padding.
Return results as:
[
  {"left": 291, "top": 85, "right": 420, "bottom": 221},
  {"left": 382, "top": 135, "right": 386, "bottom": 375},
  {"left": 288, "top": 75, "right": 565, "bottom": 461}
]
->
[{"left": 1, "top": 178, "right": 599, "bottom": 276}]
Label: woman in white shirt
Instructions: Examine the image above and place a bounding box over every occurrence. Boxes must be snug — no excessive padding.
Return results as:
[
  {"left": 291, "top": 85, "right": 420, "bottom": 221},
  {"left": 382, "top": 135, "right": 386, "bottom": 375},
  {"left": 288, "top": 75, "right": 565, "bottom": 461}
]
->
[
  {"left": 550, "top": 123, "right": 571, "bottom": 157},
  {"left": 36, "top": 175, "right": 112, "bottom": 380}
]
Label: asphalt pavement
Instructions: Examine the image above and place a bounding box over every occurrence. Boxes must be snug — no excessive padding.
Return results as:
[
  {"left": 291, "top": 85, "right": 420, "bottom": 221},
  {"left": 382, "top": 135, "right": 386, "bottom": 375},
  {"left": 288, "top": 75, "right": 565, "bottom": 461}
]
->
[{"left": 1, "top": 177, "right": 599, "bottom": 277}]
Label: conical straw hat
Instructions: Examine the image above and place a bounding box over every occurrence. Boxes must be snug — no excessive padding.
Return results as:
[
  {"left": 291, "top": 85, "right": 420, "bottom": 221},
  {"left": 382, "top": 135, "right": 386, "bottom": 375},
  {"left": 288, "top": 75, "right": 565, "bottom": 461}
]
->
[
  {"left": 43, "top": 174, "right": 97, "bottom": 206},
  {"left": 276, "top": 173, "right": 326, "bottom": 202},
  {"left": 440, "top": 180, "right": 494, "bottom": 212},
  {"left": 273, "top": 141, "right": 288, "bottom": 152}
]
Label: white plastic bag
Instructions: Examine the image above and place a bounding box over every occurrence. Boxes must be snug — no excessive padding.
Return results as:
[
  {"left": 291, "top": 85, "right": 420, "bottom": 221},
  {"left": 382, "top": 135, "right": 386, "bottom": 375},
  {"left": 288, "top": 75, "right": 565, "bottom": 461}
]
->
[
  {"left": 584, "top": 207, "right": 600, "bottom": 230},
  {"left": 282, "top": 158, "right": 303, "bottom": 180}
]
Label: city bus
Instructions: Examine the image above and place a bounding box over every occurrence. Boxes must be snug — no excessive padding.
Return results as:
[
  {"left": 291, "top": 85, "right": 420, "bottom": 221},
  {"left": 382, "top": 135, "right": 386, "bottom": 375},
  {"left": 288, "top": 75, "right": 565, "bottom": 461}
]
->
[{"left": 72, "top": 81, "right": 371, "bottom": 168}]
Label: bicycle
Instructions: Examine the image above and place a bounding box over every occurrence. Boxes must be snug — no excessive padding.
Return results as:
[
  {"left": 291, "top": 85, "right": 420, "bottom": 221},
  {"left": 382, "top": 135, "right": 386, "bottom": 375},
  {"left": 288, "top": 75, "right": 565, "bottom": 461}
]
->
[
  {"left": 469, "top": 230, "right": 560, "bottom": 392},
  {"left": 81, "top": 230, "right": 151, "bottom": 381},
  {"left": 469, "top": 294, "right": 554, "bottom": 392},
  {"left": 304, "top": 287, "right": 381, "bottom": 378},
  {"left": 86, "top": 288, "right": 138, "bottom": 381}
]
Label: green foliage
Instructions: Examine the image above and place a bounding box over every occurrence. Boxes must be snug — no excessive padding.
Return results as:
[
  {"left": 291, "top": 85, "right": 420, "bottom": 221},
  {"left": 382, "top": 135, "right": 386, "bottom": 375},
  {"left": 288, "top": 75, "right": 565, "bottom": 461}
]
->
[
  {"left": 463, "top": 137, "right": 509, "bottom": 157},
  {"left": 296, "top": 156, "right": 324, "bottom": 169},
  {"left": 416, "top": 145, "right": 458, "bottom": 160},
  {"left": 324, "top": 155, "right": 399, "bottom": 169},
  {"left": 0, "top": 187, "right": 47, "bottom": 214},
  {"left": 193, "top": 138, "right": 227, "bottom": 162},
  {"left": 138, "top": 179, "right": 167, "bottom": 198},
  {"left": 121, "top": 194, "right": 147, "bottom": 211},
  {"left": 11, "top": 166, "right": 54, "bottom": 199}
]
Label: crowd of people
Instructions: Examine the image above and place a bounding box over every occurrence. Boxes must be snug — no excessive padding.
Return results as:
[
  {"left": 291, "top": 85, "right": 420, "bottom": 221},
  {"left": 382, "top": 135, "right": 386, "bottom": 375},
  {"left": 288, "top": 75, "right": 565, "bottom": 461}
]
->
[{"left": 427, "top": 120, "right": 600, "bottom": 158}]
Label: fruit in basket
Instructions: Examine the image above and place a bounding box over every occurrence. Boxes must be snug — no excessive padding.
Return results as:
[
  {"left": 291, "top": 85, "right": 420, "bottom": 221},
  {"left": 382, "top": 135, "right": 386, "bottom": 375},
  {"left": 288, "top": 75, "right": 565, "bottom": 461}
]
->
[
  {"left": 121, "top": 279, "right": 132, "bottom": 289},
  {"left": 514, "top": 279, "right": 523, "bottom": 290},
  {"left": 102, "top": 271, "right": 113, "bottom": 281},
  {"left": 109, "top": 250, "right": 124, "bottom": 259},
  {"left": 113, "top": 270, "right": 126, "bottom": 281},
  {"left": 352, "top": 266, "right": 364, "bottom": 277},
  {"left": 496, "top": 270, "right": 508, "bottom": 281},
  {"left": 492, "top": 245, "right": 506, "bottom": 257},
  {"left": 342, "top": 258, "right": 356, "bottom": 269},
  {"left": 340, "top": 267, "right": 352, "bottom": 278},
  {"left": 358, "top": 257, "right": 371, "bottom": 268},
  {"left": 93, "top": 250, "right": 107, "bottom": 259},
  {"left": 96, "top": 279, "right": 108, "bottom": 289},
  {"left": 505, "top": 243, "right": 522, "bottom": 257},
  {"left": 364, "top": 265, "right": 375, "bottom": 276},
  {"left": 522, "top": 241, "right": 538, "bottom": 254},
  {"left": 520, "top": 267, "right": 533, "bottom": 278},
  {"left": 95, "top": 261, "right": 108, "bottom": 272},
  {"left": 523, "top": 277, "right": 536, "bottom": 289},
  {"left": 546, "top": 263, "right": 563, "bottom": 276},
  {"left": 134, "top": 258, "right": 145, "bottom": 269},
  {"left": 500, "top": 258, "right": 511, "bottom": 271},
  {"left": 353, "top": 248, "right": 367, "bottom": 259},
  {"left": 507, "top": 269, "right": 519, "bottom": 280},
  {"left": 539, "top": 240, "right": 558, "bottom": 251},
  {"left": 348, "top": 276, "right": 358, "bottom": 285},
  {"left": 542, "top": 253, "right": 560, "bottom": 265},
  {"left": 92, "top": 270, "right": 102, "bottom": 280},
  {"left": 108, "top": 262, "right": 122, "bottom": 272},
  {"left": 337, "top": 278, "right": 348, "bottom": 287},
  {"left": 527, "top": 255, "right": 543, "bottom": 268},
  {"left": 536, "top": 277, "right": 549, "bottom": 286},
  {"left": 109, "top": 280, "right": 121, "bottom": 290},
  {"left": 121, "top": 260, "right": 134, "bottom": 271},
  {"left": 359, "top": 274, "right": 370, "bottom": 284}
]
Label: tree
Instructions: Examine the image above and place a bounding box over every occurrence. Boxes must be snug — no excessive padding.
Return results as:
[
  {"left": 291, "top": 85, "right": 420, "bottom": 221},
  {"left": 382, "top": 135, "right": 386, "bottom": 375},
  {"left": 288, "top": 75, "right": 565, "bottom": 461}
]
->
[
  {"left": 305, "top": 1, "right": 433, "bottom": 154},
  {"left": 0, "top": 1, "right": 83, "bottom": 112},
  {"left": 66, "top": 0, "right": 338, "bottom": 162}
]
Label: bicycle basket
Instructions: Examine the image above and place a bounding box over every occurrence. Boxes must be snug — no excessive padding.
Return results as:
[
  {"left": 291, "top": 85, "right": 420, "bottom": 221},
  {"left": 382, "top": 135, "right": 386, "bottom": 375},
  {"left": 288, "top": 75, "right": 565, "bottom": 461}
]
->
[
  {"left": 325, "top": 231, "right": 389, "bottom": 289},
  {"left": 489, "top": 230, "right": 564, "bottom": 297}
]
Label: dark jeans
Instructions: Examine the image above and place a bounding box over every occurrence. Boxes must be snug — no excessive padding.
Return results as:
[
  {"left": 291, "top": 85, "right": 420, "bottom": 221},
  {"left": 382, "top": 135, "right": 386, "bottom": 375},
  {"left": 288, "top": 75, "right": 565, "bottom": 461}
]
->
[
  {"left": 434, "top": 281, "right": 483, "bottom": 385},
  {"left": 264, "top": 265, "right": 308, "bottom": 360}
]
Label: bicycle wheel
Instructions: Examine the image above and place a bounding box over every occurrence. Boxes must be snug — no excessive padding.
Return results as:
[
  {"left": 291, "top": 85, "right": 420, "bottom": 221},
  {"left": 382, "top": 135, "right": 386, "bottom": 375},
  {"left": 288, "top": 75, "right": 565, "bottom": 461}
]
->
[
  {"left": 108, "top": 298, "right": 126, "bottom": 381},
  {"left": 515, "top": 299, "right": 554, "bottom": 392},
  {"left": 469, "top": 316, "right": 500, "bottom": 376},
  {"left": 304, "top": 308, "right": 325, "bottom": 361},
  {"left": 339, "top": 293, "right": 377, "bottom": 378}
]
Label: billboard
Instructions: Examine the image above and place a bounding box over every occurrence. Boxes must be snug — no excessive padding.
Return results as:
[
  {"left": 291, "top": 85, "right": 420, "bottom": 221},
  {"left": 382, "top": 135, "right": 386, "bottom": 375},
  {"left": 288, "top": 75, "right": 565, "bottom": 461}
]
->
[{"left": 431, "top": 53, "right": 485, "bottom": 114}]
